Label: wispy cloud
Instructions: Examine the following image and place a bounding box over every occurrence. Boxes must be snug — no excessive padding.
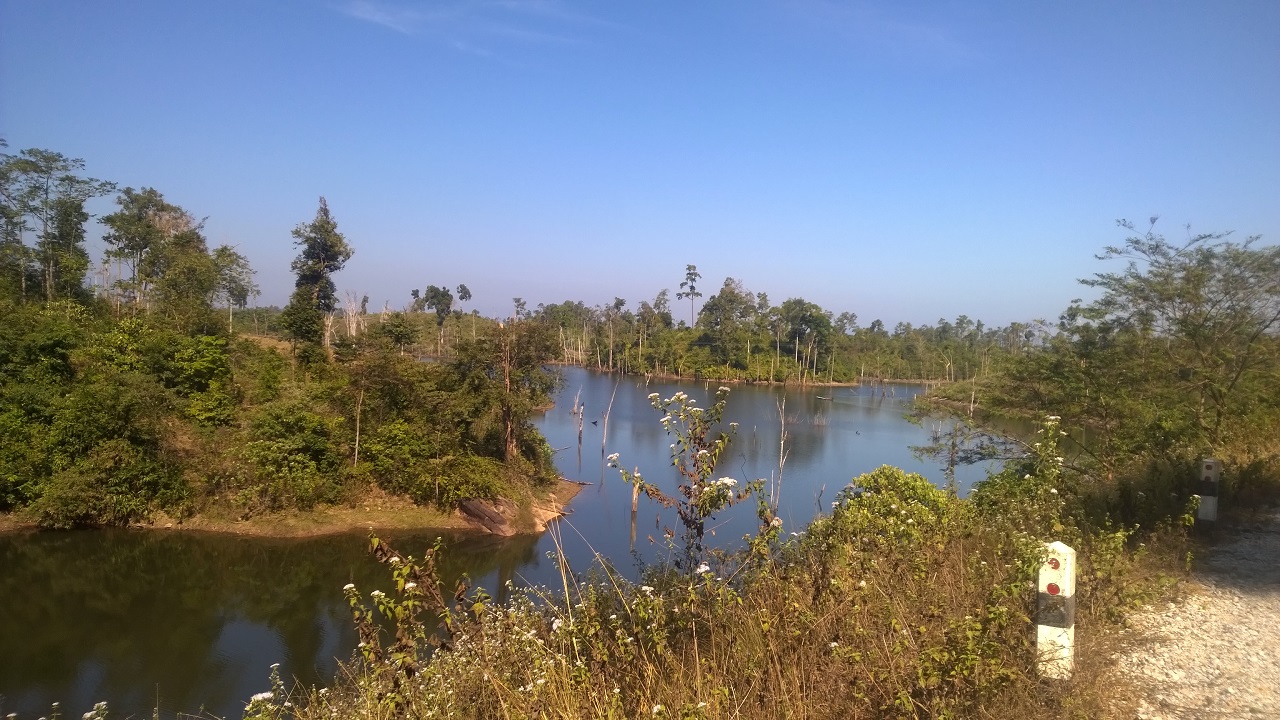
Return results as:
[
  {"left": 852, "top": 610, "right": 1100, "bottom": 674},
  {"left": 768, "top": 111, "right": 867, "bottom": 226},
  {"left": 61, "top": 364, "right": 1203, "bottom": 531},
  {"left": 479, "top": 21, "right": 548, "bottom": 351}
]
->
[
  {"left": 338, "top": 0, "right": 430, "bottom": 34},
  {"left": 334, "top": 0, "right": 615, "bottom": 58},
  {"left": 779, "top": 0, "right": 976, "bottom": 63}
]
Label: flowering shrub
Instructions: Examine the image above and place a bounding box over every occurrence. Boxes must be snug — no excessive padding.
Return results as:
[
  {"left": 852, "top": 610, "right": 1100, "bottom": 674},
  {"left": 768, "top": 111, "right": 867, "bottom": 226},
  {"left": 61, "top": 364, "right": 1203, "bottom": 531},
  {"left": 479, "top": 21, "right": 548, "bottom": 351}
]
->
[{"left": 608, "top": 387, "right": 766, "bottom": 570}]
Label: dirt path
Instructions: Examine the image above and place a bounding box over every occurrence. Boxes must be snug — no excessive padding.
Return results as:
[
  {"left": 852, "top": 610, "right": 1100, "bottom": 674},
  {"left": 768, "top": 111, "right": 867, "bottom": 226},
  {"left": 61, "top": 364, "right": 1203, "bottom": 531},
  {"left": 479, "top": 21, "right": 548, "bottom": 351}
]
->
[{"left": 1116, "top": 508, "right": 1280, "bottom": 719}]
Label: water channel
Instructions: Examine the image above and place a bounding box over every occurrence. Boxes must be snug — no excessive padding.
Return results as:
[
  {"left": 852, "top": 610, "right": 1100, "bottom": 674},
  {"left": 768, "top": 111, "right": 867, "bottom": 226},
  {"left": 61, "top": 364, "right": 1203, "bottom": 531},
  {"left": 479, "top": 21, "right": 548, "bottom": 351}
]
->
[{"left": 0, "top": 367, "right": 995, "bottom": 718}]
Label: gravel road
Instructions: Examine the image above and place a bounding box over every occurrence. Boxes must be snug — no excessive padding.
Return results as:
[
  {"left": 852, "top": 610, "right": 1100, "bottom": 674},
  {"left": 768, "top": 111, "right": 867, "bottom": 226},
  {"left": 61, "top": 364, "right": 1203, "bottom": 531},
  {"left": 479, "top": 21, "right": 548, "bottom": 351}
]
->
[{"left": 1116, "top": 508, "right": 1280, "bottom": 719}]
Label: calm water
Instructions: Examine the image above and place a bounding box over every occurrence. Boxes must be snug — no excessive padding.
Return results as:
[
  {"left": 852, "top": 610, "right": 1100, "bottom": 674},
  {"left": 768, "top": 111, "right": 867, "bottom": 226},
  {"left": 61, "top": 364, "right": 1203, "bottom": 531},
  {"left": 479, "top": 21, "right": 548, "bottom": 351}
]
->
[{"left": 0, "top": 367, "right": 992, "bottom": 719}]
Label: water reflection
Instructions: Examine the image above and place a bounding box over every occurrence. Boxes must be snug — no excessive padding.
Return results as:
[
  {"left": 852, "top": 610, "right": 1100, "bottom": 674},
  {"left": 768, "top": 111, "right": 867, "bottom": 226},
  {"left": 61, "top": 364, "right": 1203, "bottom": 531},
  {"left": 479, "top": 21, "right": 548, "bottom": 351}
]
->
[{"left": 0, "top": 529, "right": 538, "bottom": 718}]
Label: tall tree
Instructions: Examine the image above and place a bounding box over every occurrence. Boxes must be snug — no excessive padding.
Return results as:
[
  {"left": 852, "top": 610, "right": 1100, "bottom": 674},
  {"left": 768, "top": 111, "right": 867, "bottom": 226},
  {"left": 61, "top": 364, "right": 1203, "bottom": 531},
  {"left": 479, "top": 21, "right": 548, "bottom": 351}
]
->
[
  {"left": 1, "top": 148, "right": 115, "bottom": 302},
  {"left": 150, "top": 220, "right": 221, "bottom": 333},
  {"left": 423, "top": 284, "right": 454, "bottom": 355},
  {"left": 698, "top": 278, "right": 757, "bottom": 368},
  {"left": 212, "top": 245, "right": 259, "bottom": 330},
  {"left": 676, "top": 264, "right": 702, "bottom": 326},
  {"left": 281, "top": 197, "right": 353, "bottom": 358},
  {"left": 101, "top": 187, "right": 190, "bottom": 310},
  {"left": 452, "top": 319, "right": 559, "bottom": 462}
]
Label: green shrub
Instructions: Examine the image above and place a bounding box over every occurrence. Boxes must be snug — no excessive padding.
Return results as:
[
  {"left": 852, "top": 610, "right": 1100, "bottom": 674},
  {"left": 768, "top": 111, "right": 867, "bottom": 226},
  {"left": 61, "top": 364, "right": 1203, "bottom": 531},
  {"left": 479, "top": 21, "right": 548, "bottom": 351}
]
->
[
  {"left": 28, "top": 438, "right": 184, "bottom": 528},
  {"left": 240, "top": 401, "right": 342, "bottom": 510}
]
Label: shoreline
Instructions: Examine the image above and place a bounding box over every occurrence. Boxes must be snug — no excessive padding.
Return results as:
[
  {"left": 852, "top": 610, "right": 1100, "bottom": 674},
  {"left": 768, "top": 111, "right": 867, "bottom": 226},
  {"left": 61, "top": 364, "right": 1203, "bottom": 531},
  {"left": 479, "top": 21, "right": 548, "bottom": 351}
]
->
[
  {"left": 0, "top": 479, "right": 586, "bottom": 539},
  {"left": 545, "top": 363, "right": 945, "bottom": 388}
]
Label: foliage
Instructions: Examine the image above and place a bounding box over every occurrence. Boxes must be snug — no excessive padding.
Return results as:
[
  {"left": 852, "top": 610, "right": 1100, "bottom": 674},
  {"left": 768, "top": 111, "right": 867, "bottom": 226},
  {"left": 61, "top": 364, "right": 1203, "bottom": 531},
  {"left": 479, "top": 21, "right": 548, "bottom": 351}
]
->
[
  {"left": 281, "top": 196, "right": 352, "bottom": 355},
  {"left": 240, "top": 401, "right": 343, "bottom": 511},
  {"left": 0, "top": 147, "right": 115, "bottom": 303},
  {"left": 449, "top": 320, "right": 560, "bottom": 463},
  {"left": 979, "top": 219, "right": 1280, "bottom": 484}
]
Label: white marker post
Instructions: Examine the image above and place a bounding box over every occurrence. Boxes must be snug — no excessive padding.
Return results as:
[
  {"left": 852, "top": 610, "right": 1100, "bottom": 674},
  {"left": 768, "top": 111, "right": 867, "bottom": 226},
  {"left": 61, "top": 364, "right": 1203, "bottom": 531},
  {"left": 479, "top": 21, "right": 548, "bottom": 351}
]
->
[
  {"left": 1036, "top": 541, "right": 1076, "bottom": 680},
  {"left": 1197, "top": 458, "right": 1222, "bottom": 526}
]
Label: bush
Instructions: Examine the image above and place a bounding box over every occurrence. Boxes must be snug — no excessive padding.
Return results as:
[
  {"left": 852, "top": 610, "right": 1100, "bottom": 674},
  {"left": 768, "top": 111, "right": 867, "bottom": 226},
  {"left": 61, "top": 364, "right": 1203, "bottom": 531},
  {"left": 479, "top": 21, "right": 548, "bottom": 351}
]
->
[
  {"left": 240, "top": 401, "right": 343, "bottom": 511},
  {"left": 28, "top": 439, "right": 184, "bottom": 528}
]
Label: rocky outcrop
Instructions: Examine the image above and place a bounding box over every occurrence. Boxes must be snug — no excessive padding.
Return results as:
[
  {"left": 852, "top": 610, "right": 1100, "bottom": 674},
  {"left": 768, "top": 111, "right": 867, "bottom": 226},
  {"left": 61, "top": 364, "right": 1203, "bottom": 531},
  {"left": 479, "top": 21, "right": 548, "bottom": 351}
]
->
[{"left": 457, "top": 479, "right": 584, "bottom": 536}]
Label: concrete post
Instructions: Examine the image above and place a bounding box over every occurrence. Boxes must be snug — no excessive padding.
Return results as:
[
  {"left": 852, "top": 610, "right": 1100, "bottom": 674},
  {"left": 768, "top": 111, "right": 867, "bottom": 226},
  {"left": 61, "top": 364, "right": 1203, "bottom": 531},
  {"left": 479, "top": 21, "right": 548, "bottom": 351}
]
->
[
  {"left": 1036, "top": 541, "right": 1076, "bottom": 680},
  {"left": 1197, "top": 458, "right": 1222, "bottom": 525}
]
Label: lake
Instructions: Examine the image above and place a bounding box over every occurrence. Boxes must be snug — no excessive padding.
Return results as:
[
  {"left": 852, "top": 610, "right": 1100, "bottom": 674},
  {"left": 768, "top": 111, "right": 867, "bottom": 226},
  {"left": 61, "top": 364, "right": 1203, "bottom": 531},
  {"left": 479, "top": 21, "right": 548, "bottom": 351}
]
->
[{"left": 0, "top": 367, "right": 993, "bottom": 719}]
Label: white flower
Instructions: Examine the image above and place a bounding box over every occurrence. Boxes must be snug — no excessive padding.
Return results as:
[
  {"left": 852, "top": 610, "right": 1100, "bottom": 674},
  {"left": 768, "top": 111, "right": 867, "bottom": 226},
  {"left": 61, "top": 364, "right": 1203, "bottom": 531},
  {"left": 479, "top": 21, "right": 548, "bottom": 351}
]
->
[
  {"left": 343, "top": 583, "right": 355, "bottom": 591},
  {"left": 607, "top": 452, "right": 620, "bottom": 462},
  {"left": 640, "top": 585, "right": 654, "bottom": 595},
  {"left": 250, "top": 692, "right": 274, "bottom": 703},
  {"left": 404, "top": 582, "right": 417, "bottom": 590},
  {"left": 1049, "top": 488, "right": 1058, "bottom": 494},
  {"left": 770, "top": 516, "right": 783, "bottom": 528},
  {"left": 729, "top": 422, "right": 739, "bottom": 430},
  {"left": 858, "top": 580, "right": 867, "bottom": 588},
  {"left": 696, "top": 562, "right": 711, "bottom": 574},
  {"left": 552, "top": 618, "right": 563, "bottom": 632},
  {"left": 652, "top": 705, "right": 664, "bottom": 716},
  {"left": 829, "top": 641, "right": 840, "bottom": 648},
  {"left": 660, "top": 415, "right": 672, "bottom": 423},
  {"left": 371, "top": 590, "right": 385, "bottom": 598},
  {"left": 718, "top": 386, "right": 731, "bottom": 392},
  {"left": 648, "top": 392, "right": 660, "bottom": 399}
]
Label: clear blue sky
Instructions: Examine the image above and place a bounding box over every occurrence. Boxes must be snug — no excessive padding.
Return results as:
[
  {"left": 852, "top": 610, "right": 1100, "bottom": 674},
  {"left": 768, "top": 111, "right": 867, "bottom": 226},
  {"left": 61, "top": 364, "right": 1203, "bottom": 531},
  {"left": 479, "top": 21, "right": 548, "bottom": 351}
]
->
[{"left": 3, "top": 1, "right": 1277, "bottom": 326}]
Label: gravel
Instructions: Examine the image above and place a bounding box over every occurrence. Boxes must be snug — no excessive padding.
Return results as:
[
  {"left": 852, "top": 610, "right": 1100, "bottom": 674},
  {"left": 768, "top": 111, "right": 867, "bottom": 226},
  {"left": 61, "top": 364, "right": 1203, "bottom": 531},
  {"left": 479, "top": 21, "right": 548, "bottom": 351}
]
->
[{"left": 1115, "top": 508, "right": 1280, "bottom": 719}]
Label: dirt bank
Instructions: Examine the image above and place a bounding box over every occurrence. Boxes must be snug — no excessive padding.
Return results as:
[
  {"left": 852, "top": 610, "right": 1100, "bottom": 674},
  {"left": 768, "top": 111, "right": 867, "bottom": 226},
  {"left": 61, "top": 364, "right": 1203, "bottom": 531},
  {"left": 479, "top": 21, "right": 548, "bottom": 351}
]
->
[{"left": 0, "top": 479, "right": 585, "bottom": 538}]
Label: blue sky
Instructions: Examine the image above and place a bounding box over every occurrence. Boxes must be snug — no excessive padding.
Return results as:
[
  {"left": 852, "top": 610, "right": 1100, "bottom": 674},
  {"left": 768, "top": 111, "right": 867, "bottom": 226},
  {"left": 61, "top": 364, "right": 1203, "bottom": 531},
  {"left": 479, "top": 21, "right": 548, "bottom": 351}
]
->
[{"left": 2, "top": 1, "right": 1277, "bottom": 326}]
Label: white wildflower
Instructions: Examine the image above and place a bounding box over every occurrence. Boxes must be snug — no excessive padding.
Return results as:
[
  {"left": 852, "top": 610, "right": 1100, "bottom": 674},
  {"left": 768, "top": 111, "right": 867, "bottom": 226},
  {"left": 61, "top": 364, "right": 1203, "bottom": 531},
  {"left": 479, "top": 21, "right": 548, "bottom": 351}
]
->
[
  {"left": 770, "top": 516, "right": 783, "bottom": 528},
  {"left": 648, "top": 392, "right": 660, "bottom": 400},
  {"left": 652, "top": 705, "right": 664, "bottom": 716},
  {"left": 343, "top": 583, "right": 355, "bottom": 591},
  {"left": 250, "top": 692, "right": 274, "bottom": 703},
  {"left": 607, "top": 452, "right": 620, "bottom": 463},
  {"left": 640, "top": 585, "right": 654, "bottom": 595},
  {"left": 696, "top": 562, "right": 711, "bottom": 574},
  {"left": 829, "top": 641, "right": 840, "bottom": 648},
  {"left": 552, "top": 618, "right": 563, "bottom": 632}
]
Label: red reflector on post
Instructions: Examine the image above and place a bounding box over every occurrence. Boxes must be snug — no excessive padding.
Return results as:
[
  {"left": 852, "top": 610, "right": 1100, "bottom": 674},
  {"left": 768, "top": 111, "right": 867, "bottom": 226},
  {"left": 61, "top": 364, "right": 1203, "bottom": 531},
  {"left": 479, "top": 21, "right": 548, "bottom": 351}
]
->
[
  {"left": 1048, "top": 558, "right": 1060, "bottom": 570},
  {"left": 1047, "top": 583, "right": 1061, "bottom": 596}
]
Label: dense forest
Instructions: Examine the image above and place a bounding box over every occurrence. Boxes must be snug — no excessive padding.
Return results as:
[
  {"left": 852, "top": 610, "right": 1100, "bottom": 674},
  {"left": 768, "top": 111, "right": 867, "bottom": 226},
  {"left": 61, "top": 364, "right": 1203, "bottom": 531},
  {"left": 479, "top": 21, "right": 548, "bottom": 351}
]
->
[{"left": 0, "top": 144, "right": 561, "bottom": 528}]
